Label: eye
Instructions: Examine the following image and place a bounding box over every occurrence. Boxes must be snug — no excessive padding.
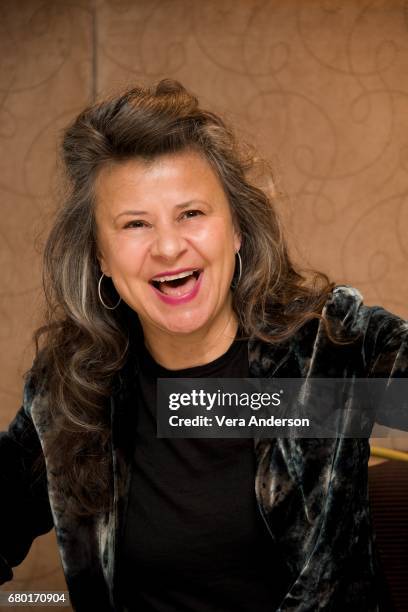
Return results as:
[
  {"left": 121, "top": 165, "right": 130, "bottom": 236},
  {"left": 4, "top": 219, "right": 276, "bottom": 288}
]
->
[
  {"left": 181, "top": 209, "right": 204, "bottom": 220},
  {"left": 123, "top": 220, "right": 149, "bottom": 229}
]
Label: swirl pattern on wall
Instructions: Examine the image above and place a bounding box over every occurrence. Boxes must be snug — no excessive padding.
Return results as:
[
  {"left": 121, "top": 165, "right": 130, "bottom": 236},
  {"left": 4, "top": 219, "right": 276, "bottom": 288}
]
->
[{"left": 0, "top": 1, "right": 407, "bottom": 608}]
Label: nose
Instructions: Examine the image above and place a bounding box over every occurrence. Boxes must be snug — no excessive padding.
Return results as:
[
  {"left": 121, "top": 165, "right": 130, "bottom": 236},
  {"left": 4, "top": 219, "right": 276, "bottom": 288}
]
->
[{"left": 149, "top": 222, "right": 188, "bottom": 261}]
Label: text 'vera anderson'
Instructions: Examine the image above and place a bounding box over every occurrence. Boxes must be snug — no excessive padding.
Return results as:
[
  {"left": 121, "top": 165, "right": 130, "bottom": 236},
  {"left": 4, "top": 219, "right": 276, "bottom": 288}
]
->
[{"left": 167, "top": 415, "right": 310, "bottom": 427}]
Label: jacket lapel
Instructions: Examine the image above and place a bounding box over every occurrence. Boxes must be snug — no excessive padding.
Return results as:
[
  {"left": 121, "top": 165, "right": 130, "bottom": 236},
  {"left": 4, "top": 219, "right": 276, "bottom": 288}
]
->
[{"left": 105, "top": 347, "right": 139, "bottom": 608}]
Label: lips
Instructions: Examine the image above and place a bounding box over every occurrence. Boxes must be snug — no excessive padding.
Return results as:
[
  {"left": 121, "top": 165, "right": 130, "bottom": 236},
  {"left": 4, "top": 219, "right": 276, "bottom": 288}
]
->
[
  {"left": 150, "top": 267, "right": 200, "bottom": 282},
  {"left": 149, "top": 269, "right": 201, "bottom": 295},
  {"left": 149, "top": 269, "right": 203, "bottom": 305}
]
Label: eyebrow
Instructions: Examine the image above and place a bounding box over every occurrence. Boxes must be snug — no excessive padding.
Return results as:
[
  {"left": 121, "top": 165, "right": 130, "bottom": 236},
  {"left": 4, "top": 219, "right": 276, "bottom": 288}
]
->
[{"left": 114, "top": 200, "right": 208, "bottom": 221}]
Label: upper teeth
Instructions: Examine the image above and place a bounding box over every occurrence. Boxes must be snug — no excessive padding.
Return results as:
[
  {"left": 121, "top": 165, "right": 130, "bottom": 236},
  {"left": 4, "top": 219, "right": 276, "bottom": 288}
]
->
[{"left": 152, "top": 269, "right": 198, "bottom": 282}]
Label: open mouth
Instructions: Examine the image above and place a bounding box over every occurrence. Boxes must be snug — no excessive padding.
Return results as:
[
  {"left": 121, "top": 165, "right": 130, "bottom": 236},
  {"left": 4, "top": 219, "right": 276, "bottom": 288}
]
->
[{"left": 150, "top": 269, "right": 201, "bottom": 296}]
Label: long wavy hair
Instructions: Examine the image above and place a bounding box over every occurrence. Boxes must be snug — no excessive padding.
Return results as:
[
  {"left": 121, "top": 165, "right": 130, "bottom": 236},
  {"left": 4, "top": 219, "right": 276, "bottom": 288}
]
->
[{"left": 28, "top": 79, "right": 338, "bottom": 517}]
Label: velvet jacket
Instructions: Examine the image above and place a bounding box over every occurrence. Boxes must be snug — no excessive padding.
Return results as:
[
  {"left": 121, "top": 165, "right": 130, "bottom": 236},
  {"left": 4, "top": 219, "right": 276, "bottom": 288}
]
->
[{"left": 1, "top": 285, "right": 407, "bottom": 611}]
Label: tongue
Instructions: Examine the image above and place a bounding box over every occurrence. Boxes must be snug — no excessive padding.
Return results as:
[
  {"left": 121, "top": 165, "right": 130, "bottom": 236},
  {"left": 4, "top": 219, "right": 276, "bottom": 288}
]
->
[{"left": 159, "top": 275, "right": 197, "bottom": 296}]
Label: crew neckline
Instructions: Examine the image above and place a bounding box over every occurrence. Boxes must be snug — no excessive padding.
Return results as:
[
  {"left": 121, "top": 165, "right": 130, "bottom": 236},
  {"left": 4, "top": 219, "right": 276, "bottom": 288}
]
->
[{"left": 139, "top": 333, "right": 247, "bottom": 378}]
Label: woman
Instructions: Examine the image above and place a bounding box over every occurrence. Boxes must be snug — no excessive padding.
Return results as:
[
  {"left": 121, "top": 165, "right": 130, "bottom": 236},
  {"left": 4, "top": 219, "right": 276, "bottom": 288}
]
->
[{"left": 0, "top": 79, "right": 406, "bottom": 611}]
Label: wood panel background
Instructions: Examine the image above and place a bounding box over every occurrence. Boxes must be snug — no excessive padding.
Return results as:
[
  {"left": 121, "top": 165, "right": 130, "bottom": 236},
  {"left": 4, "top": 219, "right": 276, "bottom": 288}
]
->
[{"left": 0, "top": 0, "right": 407, "bottom": 607}]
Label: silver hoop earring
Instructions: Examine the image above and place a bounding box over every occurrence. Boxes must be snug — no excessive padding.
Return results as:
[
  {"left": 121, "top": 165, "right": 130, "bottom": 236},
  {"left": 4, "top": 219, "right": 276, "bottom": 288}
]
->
[
  {"left": 232, "top": 250, "right": 242, "bottom": 289},
  {"left": 98, "top": 273, "right": 121, "bottom": 310},
  {"left": 236, "top": 251, "right": 242, "bottom": 284}
]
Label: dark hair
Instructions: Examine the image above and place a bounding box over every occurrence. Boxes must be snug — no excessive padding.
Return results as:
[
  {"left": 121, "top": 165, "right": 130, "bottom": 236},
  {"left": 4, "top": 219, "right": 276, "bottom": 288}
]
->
[{"left": 29, "top": 79, "right": 337, "bottom": 517}]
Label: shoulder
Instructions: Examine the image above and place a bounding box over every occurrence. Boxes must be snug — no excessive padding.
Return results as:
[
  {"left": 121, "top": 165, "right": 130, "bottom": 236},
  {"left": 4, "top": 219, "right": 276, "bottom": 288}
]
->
[
  {"left": 323, "top": 284, "right": 407, "bottom": 338},
  {"left": 323, "top": 284, "right": 364, "bottom": 315},
  {"left": 322, "top": 285, "right": 408, "bottom": 376},
  {"left": 21, "top": 351, "right": 53, "bottom": 435}
]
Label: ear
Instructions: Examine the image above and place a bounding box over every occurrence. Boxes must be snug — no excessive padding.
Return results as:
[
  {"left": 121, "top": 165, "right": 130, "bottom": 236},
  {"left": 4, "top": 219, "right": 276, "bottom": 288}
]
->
[
  {"left": 233, "top": 228, "right": 242, "bottom": 254},
  {"left": 96, "top": 246, "right": 111, "bottom": 278}
]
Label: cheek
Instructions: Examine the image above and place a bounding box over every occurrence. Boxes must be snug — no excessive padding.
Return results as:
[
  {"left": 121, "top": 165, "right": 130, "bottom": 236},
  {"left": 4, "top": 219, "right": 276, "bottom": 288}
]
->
[
  {"left": 192, "top": 219, "right": 236, "bottom": 251},
  {"left": 110, "top": 240, "right": 146, "bottom": 277}
]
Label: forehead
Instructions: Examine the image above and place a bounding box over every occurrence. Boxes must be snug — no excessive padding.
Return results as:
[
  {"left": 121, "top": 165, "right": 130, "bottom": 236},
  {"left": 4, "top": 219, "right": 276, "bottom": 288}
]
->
[{"left": 94, "top": 151, "right": 228, "bottom": 215}]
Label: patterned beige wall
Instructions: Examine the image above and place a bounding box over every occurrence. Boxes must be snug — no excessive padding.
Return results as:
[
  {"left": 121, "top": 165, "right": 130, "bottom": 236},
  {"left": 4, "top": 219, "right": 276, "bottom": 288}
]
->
[{"left": 0, "top": 0, "right": 407, "bottom": 608}]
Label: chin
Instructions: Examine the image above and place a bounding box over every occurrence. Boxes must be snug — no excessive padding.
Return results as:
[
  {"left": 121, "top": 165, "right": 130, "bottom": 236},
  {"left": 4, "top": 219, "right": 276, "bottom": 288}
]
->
[{"left": 157, "top": 311, "right": 212, "bottom": 335}]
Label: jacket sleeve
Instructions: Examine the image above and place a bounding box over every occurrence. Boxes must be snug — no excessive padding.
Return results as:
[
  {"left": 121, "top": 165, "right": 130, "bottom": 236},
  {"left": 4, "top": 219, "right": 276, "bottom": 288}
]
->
[
  {"left": 274, "top": 289, "right": 408, "bottom": 611},
  {"left": 0, "top": 376, "right": 54, "bottom": 584},
  {"left": 364, "top": 302, "right": 408, "bottom": 430}
]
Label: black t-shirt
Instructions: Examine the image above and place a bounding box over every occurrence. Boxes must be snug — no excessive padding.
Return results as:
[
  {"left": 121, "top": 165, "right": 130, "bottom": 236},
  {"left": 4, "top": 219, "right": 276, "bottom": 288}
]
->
[{"left": 118, "top": 336, "right": 290, "bottom": 611}]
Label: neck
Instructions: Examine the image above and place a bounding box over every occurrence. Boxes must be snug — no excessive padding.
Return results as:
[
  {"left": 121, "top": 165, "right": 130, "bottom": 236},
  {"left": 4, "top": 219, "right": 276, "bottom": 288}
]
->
[{"left": 142, "top": 310, "right": 239, "bottom": 370}]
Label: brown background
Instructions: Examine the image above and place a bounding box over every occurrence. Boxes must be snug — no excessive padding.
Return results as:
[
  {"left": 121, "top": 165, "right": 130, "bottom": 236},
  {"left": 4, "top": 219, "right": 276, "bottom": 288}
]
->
[{"left": 0, "top": 0, "right": 407, "bottom": 607}]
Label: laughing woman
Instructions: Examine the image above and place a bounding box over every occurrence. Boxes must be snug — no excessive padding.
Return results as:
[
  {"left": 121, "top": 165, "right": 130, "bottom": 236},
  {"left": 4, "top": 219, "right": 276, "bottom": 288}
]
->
[{"left": 0, "top": 80, "right": 407, "bottom": 611}]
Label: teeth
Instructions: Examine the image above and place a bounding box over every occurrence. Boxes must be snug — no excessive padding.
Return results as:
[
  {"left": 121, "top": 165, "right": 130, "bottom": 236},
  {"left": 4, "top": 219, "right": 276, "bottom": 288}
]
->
[{"left": 152, "top": 269, "right": 198, "bottom": 282}]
